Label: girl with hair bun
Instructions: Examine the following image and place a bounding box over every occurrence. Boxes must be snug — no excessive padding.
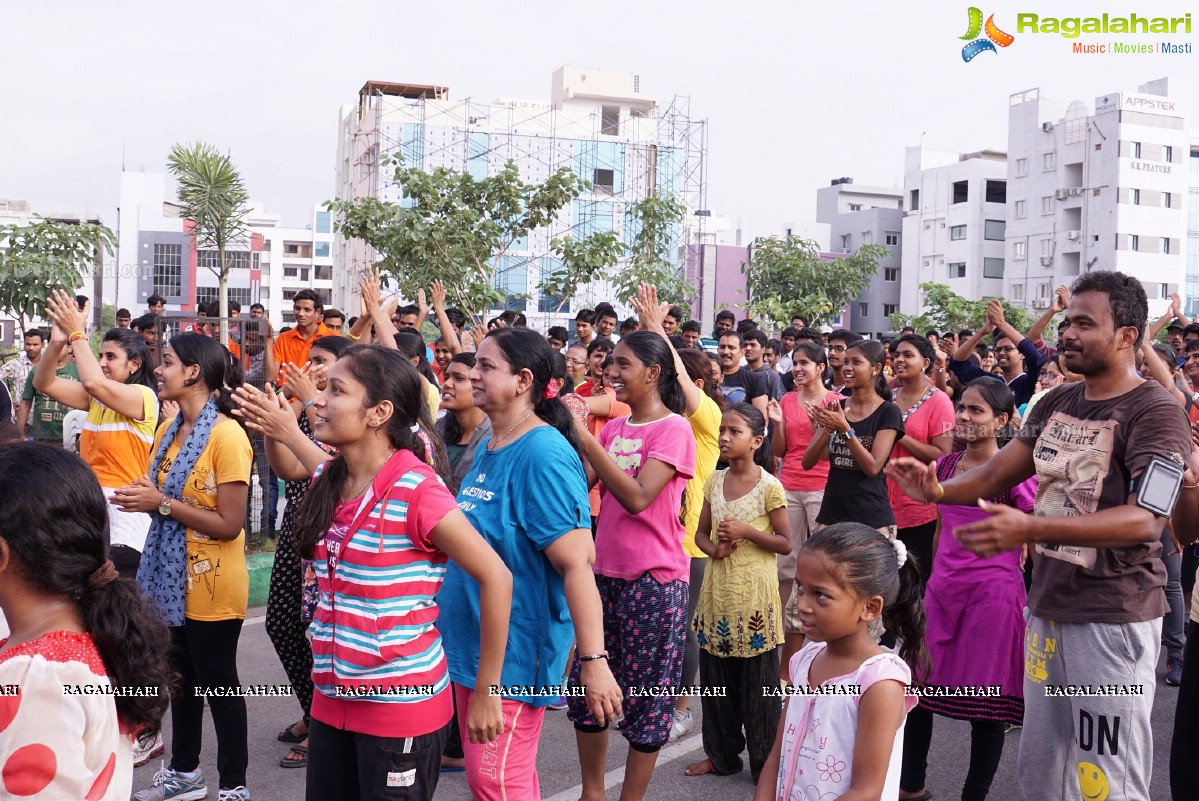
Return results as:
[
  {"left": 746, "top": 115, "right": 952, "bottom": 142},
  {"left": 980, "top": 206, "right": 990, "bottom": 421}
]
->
[
  {"left": 115, "top": 332, "right": 254, "bottom": 801},
  {"left": 0, "top": 442, "right": 173, "bottom": 801}
]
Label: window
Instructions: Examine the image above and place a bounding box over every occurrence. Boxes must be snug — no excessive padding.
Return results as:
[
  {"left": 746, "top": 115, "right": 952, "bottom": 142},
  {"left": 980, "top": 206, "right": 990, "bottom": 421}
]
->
[
  {"left": 1041, "top": 238, "right": 1053, "bottom": 256},
  {"left": 858, "top": 303, "right": 869, "bottom": 318},
  {"left": 600, "top": 105, "right": 620, "bottom": 135},
  {"left": 198, "top": 250, "right": 250, "bottom": 270},
  {"left": 1014, "top": 200, "right": 1027, "bottom": 218},
  {"left": 1038, "top": 283, "right": 1052, "bottom": 299},
  {"left": 985, "top": 180, "right": 1007, "bottom": 203},
  {"left": 314, "top": 265, "right": 332, "bottom": 281},
  {"left": 1164, "top": 145, "right": 1173, "bottom": 162},
  {"left": 198, "top": 287, "right": 252, "bottom": 309},
  {"left": 984, "top": 219, "right": 1006, "bottom": 241},
  {"left": 841, "top": 234, "right": 851, "bottom": 252},
  {"left": 861, "top": 231, "right": 874, "bottom": 245},
  {"left": 883, "top": 303, "right": 898, "bottom": 317},
  {"left": 283, "top": 290, "right": 297, "bottom": 302},
  {"left": 314, "top": 242, "right": 330, "bottom": 258},
  {"left": 885, "top": 232, "right": 899, "bottom": 246},
  {"left": 949, "top": 262, "right": 966, "bottom": 278},
  {"left": 1132, "top": 141, "right": 1142, "bottom": 159},
  {"left": 884, "top": 267, "right": 898, "bottom": 282},
  {"left": 849, "top": 203, "right": 862, "bottom": 211},
  {"left": 1163, "top": 192, "right": 1173, "bottom": 209},
  {"left": 1012, "top": 283, "right": 1024, "bottom": 301},
  {"left": 949, "top": 225, "right": 966, "bottom": 241},
  {"left": 1042, "top": 196, "right": 1053, "bottom": 214},
  {"left": 285, "top": 244, "right": 299, "bottom": 255},
  {"left": 910, "top": 189, "right": 920, "bottom": 209},
  {"left": 284, "top": 267, "right": 298, "bottom": 278},
  {"left": 153, "top": 243, "right": 182, "bottom": 296},
  {"left": 1128, "top": 234, "right": 1139, "bottom": 251},
  {"left": 952, "top": 180, "right": 969, "bottom": 204},
  {"left": 1043, "top": 152, "right": 1056, "bottom": 170},
  {"left": 983, "top": 258, "right": 1005, "bottom": 279},
  {"left": 1130, "top": 188, "right": 1140, "bottom": 205},
  {"left": 593, "top": 168, "right": 614, "bottom": 194},
  {"left": 1014, "top": 242, "right": 1025, "bottom": 260},
  {"left": 1162, "top": 238, "right": 1172, "bottom": 255},
  {"left": 315, "top": 211, "right": 332, "bottom": 234},
  {"left": 300, "top": 268, "right": 309, "bottom": 282},
  {"left": 1015, "top": 158, "right": 1028, "bottom": 177}
]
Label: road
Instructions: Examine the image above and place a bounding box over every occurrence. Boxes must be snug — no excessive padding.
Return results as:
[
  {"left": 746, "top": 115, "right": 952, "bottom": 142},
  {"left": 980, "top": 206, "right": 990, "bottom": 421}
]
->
[{"left": 133, "top": 611, "right": 1180, "bottom": 800}]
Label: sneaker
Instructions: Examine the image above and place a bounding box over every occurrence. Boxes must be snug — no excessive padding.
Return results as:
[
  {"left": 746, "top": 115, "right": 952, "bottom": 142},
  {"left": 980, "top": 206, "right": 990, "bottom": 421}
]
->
[
  {"left": 547, "top": 696, "right": 568, "bottom": 710},
  {"left": 132, "top": 765, "right": 207, "bottom": 801},
  {"left": 218, "top": 788, "right": 250, "bottom": 801},
  {"left": 667, "top": 709, "right": 695, "bottom": 742},
  {"left": 1005, "top": 723, "right": 1022, "bottom": 733},
  {"left": 132, "top": 731, "right": 165, "bottom": 768},
  {"left": 1167, "top": 656, "right": 1184, "bottom": 686}
]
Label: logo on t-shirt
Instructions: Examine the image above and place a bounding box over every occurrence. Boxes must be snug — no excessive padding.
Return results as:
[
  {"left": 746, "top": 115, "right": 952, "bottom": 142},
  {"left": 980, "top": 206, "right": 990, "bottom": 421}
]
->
[
  {"left": 720, "top": 385, "right": 747, "bottom": 404},
  {"left": 1031, "top": 412, "right": 1115, "bottom": 569},
  {"left": 607, "top": 434, "right": 645, "bottom": 472}
]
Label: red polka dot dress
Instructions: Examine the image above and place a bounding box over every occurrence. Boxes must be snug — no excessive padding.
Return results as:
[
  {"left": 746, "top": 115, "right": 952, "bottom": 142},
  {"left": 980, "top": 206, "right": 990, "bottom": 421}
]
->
[{"left": 0, "top": 631, "right": 132, "bottom": 800}]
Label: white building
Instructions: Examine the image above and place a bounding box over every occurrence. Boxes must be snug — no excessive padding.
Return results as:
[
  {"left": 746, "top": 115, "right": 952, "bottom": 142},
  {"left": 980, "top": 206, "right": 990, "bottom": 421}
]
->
[
  {"left": 815, "top": 179, "right": 904, "bottom": 338},
  {"left": 111, "top": 172, "right": 332, "bottom": 326},
  {"left": 332, "top": 66, "right": 709, "bottom": 329},
  {"left": 1005, "top": 78, "right": 1190, "bottom": 314},
  {"left": 900, "top": 147, "right": 1009, "bottom": 315}
]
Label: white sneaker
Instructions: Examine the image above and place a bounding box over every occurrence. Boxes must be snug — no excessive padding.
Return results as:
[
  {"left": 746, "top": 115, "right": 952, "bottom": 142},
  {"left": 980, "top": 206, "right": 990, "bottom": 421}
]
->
[
  {"left": 132, "top": 731, "right": 166, "bottom": 768},
  {"left": 667, "top": 709, "right": 695, "bottom": 742}
]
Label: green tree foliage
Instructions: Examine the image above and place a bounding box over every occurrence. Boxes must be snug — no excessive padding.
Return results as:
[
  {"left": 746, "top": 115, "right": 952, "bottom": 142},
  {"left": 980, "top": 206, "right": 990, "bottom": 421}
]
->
[
  {"left": 539, "top": 231, "right": 625, "bottom": 314},
  {"left": 328, "top": 156, "right": 623, "bottom": 326},
  {"left": 613, "top": 195, "right": 692, "bottom": 305},
  {"left": 889, "top": 282, "right": 1034, "bottom": 335},
  {"left": 0, "top": 217, "right": 115, "bottom": 332},
  {"left": 741, "top": 237, "right": 888, "bottom": 328},
  {"left": 167, "top": 141, "right": 251, "bottom": 345}
]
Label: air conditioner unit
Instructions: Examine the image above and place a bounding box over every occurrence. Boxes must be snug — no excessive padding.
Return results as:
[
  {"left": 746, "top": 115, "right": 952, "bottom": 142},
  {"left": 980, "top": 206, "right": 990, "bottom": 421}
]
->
[
  {"left": 1054, "top": 189, "right": 1068, "bottom": 200},
  {"left": 1032, "top": 299, "right": 1050, "bottom": 309},
  {"left": 1069, "top": 187, "right": 1084, "bottom": 196},
  {"left": 1040, "top": 256, "right": 1054, "bottom": 266},
  {"left": 1042, "top": 122, "right": 1054, "bottom": 133},
  {"left": 1066, "top": 230, "right": 1079, "bottom": 241}
]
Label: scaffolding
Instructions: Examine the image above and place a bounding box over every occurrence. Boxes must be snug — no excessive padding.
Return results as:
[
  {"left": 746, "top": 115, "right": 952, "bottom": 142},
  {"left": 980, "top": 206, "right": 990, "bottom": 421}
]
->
[{"left": 334, "top": 72, "right": 709, "bottom": 324}]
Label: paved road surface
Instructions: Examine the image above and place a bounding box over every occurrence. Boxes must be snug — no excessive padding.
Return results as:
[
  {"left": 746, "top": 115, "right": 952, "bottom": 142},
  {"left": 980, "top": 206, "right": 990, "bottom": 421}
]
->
[{"left": 133, "top": 611, "right": 1180, "bottom": 800}]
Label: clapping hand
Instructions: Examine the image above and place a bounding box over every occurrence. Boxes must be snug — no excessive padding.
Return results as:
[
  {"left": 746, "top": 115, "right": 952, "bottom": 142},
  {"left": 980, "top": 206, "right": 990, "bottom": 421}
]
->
[
  {"left": 45, "top": 289, "right": 89, "bottom": 341},
  {"left": 1054, "top": 285, "right": 1072, "bottom": 313},
  {"left": 806, "top": 399, "right": 848, "bottom": 434},
  {"left": 631, "top": 283, "right": 669, "bottom": 334},
  {"left": 232, "top": 383, "right": 303, "bottom": 443},
  {"left": 766, "top": 398, "right": 783, "bottom": 426}
]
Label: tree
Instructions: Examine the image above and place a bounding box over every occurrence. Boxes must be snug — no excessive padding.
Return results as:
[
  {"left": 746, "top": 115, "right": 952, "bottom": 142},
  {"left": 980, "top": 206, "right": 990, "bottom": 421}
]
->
[
  {"left": 741, "top": 237, "right": 888, "bottom": 328},
  {"left": 889, "top": 282, "right": 1035, "bottom": 335},
  {"left": 538, "top": 231, "right": 625, "bottom": 314},
  {"left": 0, "top": 217, "right": 115, "bottom": 333},
  {"left": 167, "top": 141, "right": 250, "bottom": 345},
  {"left": 328, "top": 156, "right": 622, "bottom": 326},
  {"left": 612, "top": 195, "right": 692, "bottom": 305}
]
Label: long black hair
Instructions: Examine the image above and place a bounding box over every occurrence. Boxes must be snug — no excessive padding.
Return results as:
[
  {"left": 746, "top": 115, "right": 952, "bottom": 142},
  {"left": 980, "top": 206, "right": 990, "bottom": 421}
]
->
[
  {"left": 724, "top": 402, "right": 772, "bottom": 469},
  {"left": 487, "top": 327, "right": 583, "bottom": 456},
  {"left": 101, "top": 327, "right": 155, "bottom": 390},
  {"left": 615, "top": 331, "right": 686, "bottom": 415},
  {"left": 292, "top": 346, "right": 451, "bottom": 559},
  {"left": 0, "top": 443, "right": 174, "bottom": 733},
  {"left": 310, "top": 335, "right": 354, "bottom": 361},
  {"left": 846, "top": 339, "right": 890, "bottom": 400},
  {"left": 166, "top": 332, "right": 236, "bottom": 417},
  {"left": 804, "top": 522, "right": 930, "bottom": 681},
  {"left": 437, "top": 353, "right": 476, "bottom": 449},
  {"left": 393, "top": 329, "right": 439, "bottom": 388}
]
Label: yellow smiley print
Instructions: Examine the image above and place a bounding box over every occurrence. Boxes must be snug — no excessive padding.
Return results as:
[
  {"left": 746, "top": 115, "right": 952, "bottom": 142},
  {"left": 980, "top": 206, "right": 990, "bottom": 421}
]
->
[{"left": 1077, "top": 761, "right": 1109, "bottom": 801}]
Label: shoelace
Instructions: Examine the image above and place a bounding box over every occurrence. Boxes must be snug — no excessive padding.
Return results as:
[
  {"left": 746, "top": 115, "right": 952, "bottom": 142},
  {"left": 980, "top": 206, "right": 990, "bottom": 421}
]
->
[{"left": 218, "top": 787, "right": 249, "bottom": 801}]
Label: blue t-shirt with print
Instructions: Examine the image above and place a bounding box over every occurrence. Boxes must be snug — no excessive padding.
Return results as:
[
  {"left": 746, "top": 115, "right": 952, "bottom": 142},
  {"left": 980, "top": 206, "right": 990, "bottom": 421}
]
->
[{"left": 439, "top": 425, "right": 590, "bottom": 706}]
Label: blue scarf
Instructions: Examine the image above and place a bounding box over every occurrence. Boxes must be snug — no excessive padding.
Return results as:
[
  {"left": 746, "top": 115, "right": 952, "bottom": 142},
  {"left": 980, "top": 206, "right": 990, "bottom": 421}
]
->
[{"left": 136, "top": 398, "right": 220, "bottom": 627}]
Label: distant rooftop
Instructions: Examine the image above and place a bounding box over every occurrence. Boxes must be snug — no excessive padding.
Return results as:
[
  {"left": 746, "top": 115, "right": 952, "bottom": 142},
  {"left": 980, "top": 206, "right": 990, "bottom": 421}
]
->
[{"left": 359, "top": 80, "right": 448, "bottom": 107}]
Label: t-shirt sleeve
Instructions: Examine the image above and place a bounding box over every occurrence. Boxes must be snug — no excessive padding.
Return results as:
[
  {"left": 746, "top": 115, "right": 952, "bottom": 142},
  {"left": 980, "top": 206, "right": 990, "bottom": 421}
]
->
[
  {"left": 21, "top": 370, "right": 35, "bottom": 402},
  {"left": 763, "top": 477, "right": 787, "bottom": 513},
  {"left": 702, "top": 470, "right": 718, "bottom": 504},
  {"left": 1011, "top": 476, "right": 1038, "bottom": 514},
  {"left": 646, "top": 417, "right": 696, "bottom": 480},
  {"left": 405, "top": 472, "right": 461, "bottom": 552},
  {"left": 1017, "top": 384, "right": 1061, "bottom": 446},
  {"left": 746, "top": 370, "right": 768, "bottom": 401},
  {"left": 1125, "top": 388, "right": 1192, "bottom": 479},
  {"left": 0, "top": 658, "right": 93, "bottom": 798},
  {"left": 856, "top": 653, "right": 917, "bottom": 715},
  {"left": 211, "top": 421, "right": 253, "bottom": 486},
  {"left": 520, "top": 437, "right": 591, "bottom": 551},
  {"left": 1019, "top": 338, "right": 1043, "bottom": 378},
  {"left": 949, "top": 357, "right": 985, "bottom": 385},
  {"left": 879, "top": 402, "right": 906, "bottom": 439}
]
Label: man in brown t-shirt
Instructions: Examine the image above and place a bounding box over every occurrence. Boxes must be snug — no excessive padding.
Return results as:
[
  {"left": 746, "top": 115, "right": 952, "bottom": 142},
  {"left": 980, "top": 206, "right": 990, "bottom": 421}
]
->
[{"left": 888, "top": 271, "right": 1190, "bottom": 801}]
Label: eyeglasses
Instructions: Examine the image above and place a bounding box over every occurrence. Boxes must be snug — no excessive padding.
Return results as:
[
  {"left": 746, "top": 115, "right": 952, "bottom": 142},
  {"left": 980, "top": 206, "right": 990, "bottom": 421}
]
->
[
  {"left": 565, "top": 358, "right": 587, "bottom": 367},
  {"left": 828, "top": 345, "right": 848, "bottom": 353},
  {"left": 994, "top": 346, "right": 1017, "bottom": 354}
]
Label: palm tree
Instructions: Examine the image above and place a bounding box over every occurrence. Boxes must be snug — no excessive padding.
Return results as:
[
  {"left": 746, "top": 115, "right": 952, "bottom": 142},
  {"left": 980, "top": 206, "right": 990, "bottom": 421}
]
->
[{"left": 167, "top": 142, "right": 250, "bottom": 345}]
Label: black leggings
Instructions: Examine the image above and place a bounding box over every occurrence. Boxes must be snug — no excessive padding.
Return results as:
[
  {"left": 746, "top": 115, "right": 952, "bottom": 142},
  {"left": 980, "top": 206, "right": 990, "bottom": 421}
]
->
[
  {"left": 169, "top": 619, "right": 248, "bottom": 789},
  {"left": 897, "top": 520, "right": 937, "bottom": 587},
  {"left": 1171, "top": 619, "right": 1199, "bottom": 801},
  {"left": 900, "top": 705, "right": 1005, "bottom": 801},
  {"left": 265, "top": 518, "right": 314, "bottom": 722}
]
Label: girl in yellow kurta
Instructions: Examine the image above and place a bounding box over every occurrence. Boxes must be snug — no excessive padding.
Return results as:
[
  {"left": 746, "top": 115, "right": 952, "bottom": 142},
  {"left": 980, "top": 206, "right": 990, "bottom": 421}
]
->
[{"left": 687, "top": 402, "right": 792, "bottom": 783}]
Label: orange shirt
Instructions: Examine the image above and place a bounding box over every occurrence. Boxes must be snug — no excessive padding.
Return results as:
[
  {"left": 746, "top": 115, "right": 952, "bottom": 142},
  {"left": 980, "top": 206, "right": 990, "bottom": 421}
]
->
[
  {"left": 79, "top": 384, "right": 160, "bottom": 487},
  {"left": 272, "top": 323, "right": 335, "bottom": 377}
]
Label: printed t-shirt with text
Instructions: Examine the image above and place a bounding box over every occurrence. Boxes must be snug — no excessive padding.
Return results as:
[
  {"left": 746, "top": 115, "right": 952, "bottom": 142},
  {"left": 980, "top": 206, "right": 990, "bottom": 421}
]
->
[{"left": 816, "top": 400, "right": 905, "bottom": 529}]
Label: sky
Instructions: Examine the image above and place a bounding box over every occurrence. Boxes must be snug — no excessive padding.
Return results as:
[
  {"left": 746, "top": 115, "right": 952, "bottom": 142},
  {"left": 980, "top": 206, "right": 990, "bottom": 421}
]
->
[{"left": 3, "top": 0, "right": 1196, "bottom": 241}]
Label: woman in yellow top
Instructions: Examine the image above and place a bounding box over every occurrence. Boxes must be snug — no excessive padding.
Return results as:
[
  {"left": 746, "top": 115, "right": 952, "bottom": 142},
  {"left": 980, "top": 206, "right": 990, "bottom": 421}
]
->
[
  {"left": 113, "top": 332, "right": 254, "bottom": 801},
  {"left": 33, "top": 290, "right": 159, "bottom": 579}
]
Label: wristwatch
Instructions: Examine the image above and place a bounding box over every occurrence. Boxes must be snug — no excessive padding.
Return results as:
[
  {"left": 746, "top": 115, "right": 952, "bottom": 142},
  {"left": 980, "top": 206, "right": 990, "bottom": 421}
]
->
[
  {"left": 158, "top": 496, "right": 172, "bottom": 516},
  {"left": 845, "top": 428, "right": 857, "bottom": 440}
]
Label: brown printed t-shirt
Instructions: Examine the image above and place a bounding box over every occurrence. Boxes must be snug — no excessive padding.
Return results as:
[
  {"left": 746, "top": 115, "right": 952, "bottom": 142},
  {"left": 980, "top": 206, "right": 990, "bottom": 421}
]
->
[{"left": 1016, "top": 380, "right": 1189, "bottom": 623}]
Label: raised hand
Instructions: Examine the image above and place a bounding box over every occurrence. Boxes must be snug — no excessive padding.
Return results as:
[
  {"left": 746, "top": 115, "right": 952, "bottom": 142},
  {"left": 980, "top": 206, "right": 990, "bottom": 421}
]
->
[
  {"left": 884, "top": 457, "right": 942, "bottom": 503},
  {"left": 766, "top": 398, "right": 783, "bottom": 426},
  {"left": 1054, "top": 285, "right": 1071, "bottom": 313},
  {"left": 631, "top": 283, "right": 669, "bottom": 334},
  {"left": 232, "top": 383, "right": 303, "bottom": 443},
  {"left": 431, "top": 279, "right": 448, "bottom": 310},
  {"left": 416, "top": 287, "right": 429, "bottom": 323}
]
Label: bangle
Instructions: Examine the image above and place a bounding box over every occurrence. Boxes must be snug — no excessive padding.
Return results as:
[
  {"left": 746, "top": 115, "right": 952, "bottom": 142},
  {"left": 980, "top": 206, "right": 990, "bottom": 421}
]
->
[
  {"left": 1184, "top": 482, "right": 1199, "bottom": 490},
  {"left": 347, "top": 331, "right": 362, "bottom": 341},
  {"left": 302, "top": 400, "right": 314, "bottom": 412},
  {"left": 578, "top": 651, "right": 609, "bottom": 662},
  {"left": 933, "top": 484, "right": 946, "bottom": 502},
  {"left": 68, "top": 331, "right": 87, "bottom": 344}
]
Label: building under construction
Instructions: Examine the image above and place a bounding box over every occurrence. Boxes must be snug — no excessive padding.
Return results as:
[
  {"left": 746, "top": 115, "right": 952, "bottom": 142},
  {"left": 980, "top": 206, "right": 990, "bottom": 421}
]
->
[{"left": 331, "top": 66, "right": 709, "bottom": 327}]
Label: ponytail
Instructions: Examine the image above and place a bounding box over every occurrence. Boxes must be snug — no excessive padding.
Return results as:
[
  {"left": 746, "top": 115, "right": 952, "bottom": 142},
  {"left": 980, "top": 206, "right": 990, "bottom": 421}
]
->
[
  {"left": 534, "top": 393, "right": 584, "bottom": 457},
  {"left": 884, "top": 554, "right": 931, "bottom": 683}
]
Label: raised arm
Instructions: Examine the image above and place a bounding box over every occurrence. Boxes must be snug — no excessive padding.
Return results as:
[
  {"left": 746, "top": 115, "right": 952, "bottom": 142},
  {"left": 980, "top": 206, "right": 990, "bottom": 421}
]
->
[
  {"left": 1139, "top": 342, "right": 1189, "bottom": 406},
  {"left": 632, "top": 283, "right": 701, "bottom": 415},
  {"left": 575, "top": 419, "right": 682, "bottom": 515},
  {"left": 886, "top": 436, "right": 1036, "bottom": 507},
  {"left": 809, "top": 402, "right": 899, "bottom": 478},
  {"left": 1026, "top": 285, "right": 1069, "bottom": 345},
  {"left": 430, "top": 280, "right": 462, "bottom": 354}
]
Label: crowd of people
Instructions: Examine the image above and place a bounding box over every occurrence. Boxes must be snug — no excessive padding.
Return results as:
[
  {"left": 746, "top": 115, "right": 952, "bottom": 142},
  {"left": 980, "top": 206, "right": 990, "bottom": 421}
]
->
[{"left": 1, "top": 269, "right": 1197, "bottom": 801}]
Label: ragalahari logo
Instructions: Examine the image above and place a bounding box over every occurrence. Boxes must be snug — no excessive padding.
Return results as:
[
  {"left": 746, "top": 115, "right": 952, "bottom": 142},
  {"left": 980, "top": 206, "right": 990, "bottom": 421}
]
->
[{"left": 961, "top": 7, "right": 1015, "bottom": 61}]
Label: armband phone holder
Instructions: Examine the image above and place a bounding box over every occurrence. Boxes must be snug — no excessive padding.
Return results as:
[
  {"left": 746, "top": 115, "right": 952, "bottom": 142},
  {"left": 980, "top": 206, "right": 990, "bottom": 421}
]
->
[{"left": 1129, "top": 455, "right": 1184, "bottom": 518}]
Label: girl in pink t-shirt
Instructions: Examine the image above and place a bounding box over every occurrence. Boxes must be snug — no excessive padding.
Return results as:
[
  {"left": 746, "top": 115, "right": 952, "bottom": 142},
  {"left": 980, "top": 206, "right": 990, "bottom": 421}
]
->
[
  {"left": 570, "top": 330, "right": 696, "bottom": 801},
  {"left": 754, "top": 523, "right": 927, "bottom": 801}
]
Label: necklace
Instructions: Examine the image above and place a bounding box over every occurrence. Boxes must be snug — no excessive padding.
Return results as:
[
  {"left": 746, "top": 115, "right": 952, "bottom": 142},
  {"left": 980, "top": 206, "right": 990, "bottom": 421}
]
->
[
  {"left": 341, "top": 449, "right": 395, "bottom": 503},
  {"left": 898, "top": 385, "right": 936, "bottom": 423},
  {"left": 490, "top": 411, "right": 534, "bottom": 449}
]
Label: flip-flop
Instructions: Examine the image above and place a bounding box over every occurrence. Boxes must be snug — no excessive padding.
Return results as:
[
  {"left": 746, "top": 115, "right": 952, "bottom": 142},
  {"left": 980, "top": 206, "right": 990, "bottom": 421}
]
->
[
  {"left": 280, "top": 744, "right": 307, "bottom": 769},
  {"left": 277, "top": 723, "right": 307, "bottom": 744}
]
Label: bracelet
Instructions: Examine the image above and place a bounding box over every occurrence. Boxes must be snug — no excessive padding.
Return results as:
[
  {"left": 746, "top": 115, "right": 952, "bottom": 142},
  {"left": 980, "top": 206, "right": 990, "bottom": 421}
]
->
[
  {"left": 1184, "top": 482, "right": 1199, "bottom": 490},
  {"left": 347, "top": 331, "right": 362, "bottom": 341},
  {"left": 578, "top": 651, "right": 609, "bottom": 662},
  {"left": 933, "top": 484, "right": 946, "bottom": 502},
  {"left": 302, "top": 400, "right": 314, "bottom": 412},
  {"left": 68, "top": 331, "right": 87, "bottom": 344}
]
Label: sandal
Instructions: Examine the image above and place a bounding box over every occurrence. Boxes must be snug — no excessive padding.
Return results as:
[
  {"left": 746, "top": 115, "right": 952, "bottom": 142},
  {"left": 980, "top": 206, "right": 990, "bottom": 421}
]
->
[
  {"left": 280, "top": 744, "right": 307, "bottom": 769},
  {"left": 277, "top": 721, "right": 308, "bottom": 744}
]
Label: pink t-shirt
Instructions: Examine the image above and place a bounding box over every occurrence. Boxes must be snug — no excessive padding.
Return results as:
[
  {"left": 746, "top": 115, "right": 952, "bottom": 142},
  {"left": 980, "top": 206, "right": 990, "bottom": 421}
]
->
[
  {"left": 778, "top": 390, "right": 843, "bottom": 492},
  {"left": 887, "top": 388, "right": 955, "bottom": 528},
  {"left": 594, "top": 413, "right": 696, "bottom": 584}
]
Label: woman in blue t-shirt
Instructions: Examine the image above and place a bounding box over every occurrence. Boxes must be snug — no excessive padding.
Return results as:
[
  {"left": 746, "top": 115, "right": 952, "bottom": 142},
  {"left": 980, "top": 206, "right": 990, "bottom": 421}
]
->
[{"left": 439, "top": 327, "right": 623, "bottom": 801}]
